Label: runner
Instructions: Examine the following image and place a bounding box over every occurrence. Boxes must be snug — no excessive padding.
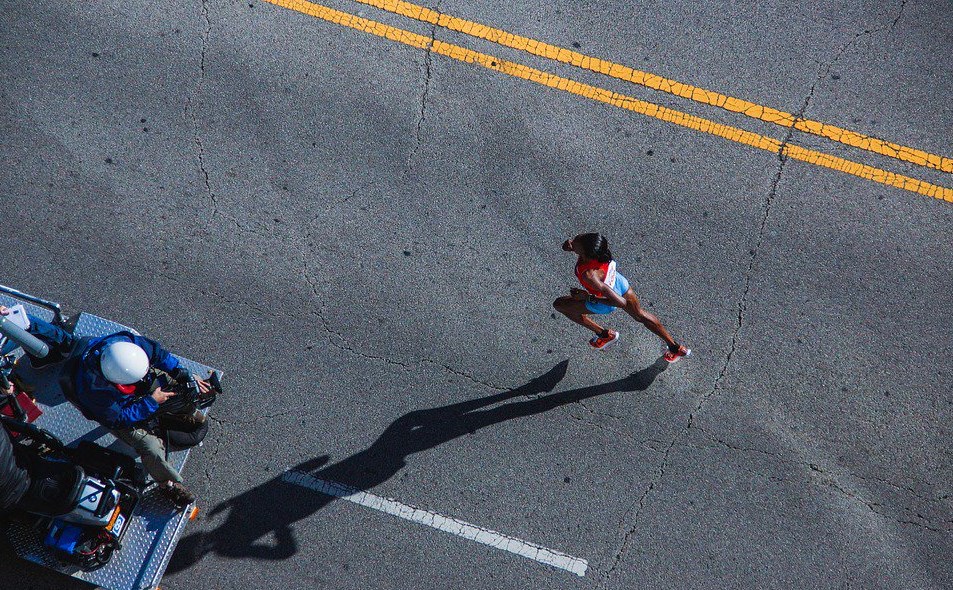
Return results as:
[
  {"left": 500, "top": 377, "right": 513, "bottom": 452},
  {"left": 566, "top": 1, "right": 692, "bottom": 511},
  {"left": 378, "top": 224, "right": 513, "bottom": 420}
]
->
[{"left": 553, "top": 233, "right": 690, "bottom": 361}]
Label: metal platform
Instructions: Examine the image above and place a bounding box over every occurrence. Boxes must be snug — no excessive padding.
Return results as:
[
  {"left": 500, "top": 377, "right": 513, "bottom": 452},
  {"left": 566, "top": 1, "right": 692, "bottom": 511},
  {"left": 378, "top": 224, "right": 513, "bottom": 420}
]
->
[{"left": 2, "top": 295, "right": 218, "bottom": 590}]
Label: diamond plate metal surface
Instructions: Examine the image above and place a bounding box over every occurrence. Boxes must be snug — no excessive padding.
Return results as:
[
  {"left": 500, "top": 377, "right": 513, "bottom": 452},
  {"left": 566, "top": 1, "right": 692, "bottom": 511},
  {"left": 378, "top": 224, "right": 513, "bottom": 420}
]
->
[{"left": 2, "top": 299, "right": 220, "bottom": 590}]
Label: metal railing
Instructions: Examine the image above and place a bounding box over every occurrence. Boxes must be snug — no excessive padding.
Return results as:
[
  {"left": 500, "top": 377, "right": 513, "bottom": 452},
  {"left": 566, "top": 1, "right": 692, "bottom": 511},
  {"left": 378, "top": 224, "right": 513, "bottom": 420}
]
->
[{"left": 0, "top": 283, "right": 65, "bottom": 326}]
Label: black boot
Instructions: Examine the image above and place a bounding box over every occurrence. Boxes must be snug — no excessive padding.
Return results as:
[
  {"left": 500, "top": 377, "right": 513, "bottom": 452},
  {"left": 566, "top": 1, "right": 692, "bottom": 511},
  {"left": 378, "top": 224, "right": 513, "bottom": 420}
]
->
[{"left": 161, "top": 481, "right": 196, "bottom": 509}]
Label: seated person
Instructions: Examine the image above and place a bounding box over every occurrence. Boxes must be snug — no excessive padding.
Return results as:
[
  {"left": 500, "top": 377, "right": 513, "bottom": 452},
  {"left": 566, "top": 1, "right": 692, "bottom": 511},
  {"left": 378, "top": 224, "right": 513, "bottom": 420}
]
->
[{"left": 1, "top": 306, "right": 210, "bottom": 508}]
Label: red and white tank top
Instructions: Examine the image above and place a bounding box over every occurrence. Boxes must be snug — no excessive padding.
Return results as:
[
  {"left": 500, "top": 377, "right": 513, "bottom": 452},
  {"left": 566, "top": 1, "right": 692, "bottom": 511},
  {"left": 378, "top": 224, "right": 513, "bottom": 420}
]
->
[{"left": 575, "top": 258, "right": 617, "bottom": 296}]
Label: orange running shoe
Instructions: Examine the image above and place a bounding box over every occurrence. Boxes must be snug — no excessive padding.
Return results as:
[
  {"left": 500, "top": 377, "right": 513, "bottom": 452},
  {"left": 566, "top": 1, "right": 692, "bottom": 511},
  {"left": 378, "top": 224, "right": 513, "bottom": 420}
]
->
[
  {"left": 589, "top": 330, "right": 620, "bottom": 350},
  {"left": 663, "top": 344, "right": 691, "bottom": 363}
]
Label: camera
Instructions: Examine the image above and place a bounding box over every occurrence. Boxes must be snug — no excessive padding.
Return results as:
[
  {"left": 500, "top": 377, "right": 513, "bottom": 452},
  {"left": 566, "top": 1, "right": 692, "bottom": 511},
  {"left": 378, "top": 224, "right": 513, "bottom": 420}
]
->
[{"left": 168, "top": 370, "right": 221, "bottom": 409}]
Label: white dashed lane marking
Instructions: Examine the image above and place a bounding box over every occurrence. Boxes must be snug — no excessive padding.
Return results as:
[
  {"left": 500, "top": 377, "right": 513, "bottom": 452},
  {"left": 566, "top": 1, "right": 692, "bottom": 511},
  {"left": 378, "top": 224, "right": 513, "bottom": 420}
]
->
[{"left": 282, "top": 470, "right": 589, "bottom": 576}]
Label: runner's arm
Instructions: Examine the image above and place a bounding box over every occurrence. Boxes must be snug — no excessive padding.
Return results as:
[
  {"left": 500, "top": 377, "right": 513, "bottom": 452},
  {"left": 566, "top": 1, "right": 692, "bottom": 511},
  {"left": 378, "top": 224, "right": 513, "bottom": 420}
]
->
[{"left": 583, "top": 269, "right": 627, "bottom": 308}]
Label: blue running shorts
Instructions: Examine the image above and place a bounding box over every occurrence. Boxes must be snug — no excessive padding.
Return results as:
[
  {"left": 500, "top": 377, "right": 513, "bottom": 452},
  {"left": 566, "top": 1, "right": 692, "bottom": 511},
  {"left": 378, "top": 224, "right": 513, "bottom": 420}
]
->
[{"left": 584, "top": 273, "right": 630, "bottom": 314}]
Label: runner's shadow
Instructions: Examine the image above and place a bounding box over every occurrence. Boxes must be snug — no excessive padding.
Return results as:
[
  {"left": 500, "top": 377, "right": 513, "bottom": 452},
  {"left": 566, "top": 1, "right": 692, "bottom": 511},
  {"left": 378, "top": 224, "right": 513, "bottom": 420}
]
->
[{"left": 169, "top": 358, "right": 667, "bottom": 571}]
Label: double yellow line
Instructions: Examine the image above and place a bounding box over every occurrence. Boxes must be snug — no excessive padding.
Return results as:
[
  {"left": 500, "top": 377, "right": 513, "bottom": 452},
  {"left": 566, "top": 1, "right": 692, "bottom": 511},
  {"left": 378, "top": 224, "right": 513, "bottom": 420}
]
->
[{"left": 264, "top": 0, "right": 953, "bottom": 202}]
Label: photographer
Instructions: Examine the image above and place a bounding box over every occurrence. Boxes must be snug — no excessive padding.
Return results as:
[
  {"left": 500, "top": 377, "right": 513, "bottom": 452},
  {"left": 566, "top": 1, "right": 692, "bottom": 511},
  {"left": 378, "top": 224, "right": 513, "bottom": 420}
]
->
[{"left": 0, "top": 306, "right": 211, "bottom": 508}]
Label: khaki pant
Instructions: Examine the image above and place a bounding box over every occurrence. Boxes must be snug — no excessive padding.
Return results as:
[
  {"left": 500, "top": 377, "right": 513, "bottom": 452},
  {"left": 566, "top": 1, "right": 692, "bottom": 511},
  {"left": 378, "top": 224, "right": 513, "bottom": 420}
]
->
[{"left": 112, "top": 427, "right": 183, "bottom": 484}]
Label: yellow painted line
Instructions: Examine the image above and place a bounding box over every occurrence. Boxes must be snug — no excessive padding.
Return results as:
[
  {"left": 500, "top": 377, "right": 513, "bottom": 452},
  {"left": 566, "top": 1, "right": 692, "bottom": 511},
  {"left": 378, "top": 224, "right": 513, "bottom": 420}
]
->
[
  {"left": 353, "top": 0, "right": 953, "bottom": 175},
  {"left": 262, "top": 0, "right": 953, "bottom": 203}
]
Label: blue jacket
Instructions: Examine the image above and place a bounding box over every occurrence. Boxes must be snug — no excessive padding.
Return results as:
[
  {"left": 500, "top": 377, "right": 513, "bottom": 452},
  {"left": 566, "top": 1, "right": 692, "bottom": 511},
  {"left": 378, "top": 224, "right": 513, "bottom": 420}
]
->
[{"left": 73, "top": 332, "right": 180, "bottom": 430}]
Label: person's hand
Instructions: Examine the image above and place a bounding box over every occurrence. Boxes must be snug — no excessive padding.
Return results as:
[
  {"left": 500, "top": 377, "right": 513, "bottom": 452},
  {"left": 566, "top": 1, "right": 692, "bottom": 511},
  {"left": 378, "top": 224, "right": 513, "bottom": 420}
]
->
[
  {"left": 570, "top": 287, "right": 589, "bottom": 301},
  {"left": 2, "top": 381, "right": 13, "bottom": 395},
  {"left": 151, "top": 387, "right": 177, "bottom": 404},
  {"left": 194, "top": 375, "right": 213, "bottom": 395},
  {"left": 0, "top": 306, "right": 9, "bottom": 316}
]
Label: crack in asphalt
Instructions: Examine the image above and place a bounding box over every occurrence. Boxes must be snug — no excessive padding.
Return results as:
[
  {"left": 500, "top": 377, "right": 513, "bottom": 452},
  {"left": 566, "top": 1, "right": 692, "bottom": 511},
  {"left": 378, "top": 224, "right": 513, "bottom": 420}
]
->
[
  {"left": 807, "top": 0, "right": 907, "bottom": 95},
  {"left": 850, "top": 472, "right": 952, "bottom": 506},
  {"left": 595, "top": 0, "right": 946, "bottom": 552},
  {"left": 313, "top": 180, "right": 380, "bottom": 223},
  {"left": 600, "top": 37, "right": 843, "bottom": 583},
  {"left": 693, "top": 429, "right": 952, "bottom": 534},
  {"left": 407, "top": 1, "right": 440, "bottom": 167},
  {"left": 600, "top": 428, "right": 679, "bottom": 586},
  {"left": 300, "top": 269, "right": 509, "bottom": 393},
  {"left": 601, "top": 114, "right": 787, "bottom": 590},
  {"left": 888, "top": 0, "right": 907, "bottom": 34},
  {"left": 566, "top": 400, "right": 665, "bottom": 452},
  {"left": 195, "top": 286, "right": 274, "bottom": 318},
  {"left": 149, "top": 269, "right": 276, "bottom": 322},
  {"left": 186, "top": 1, "right": 270, "bottom": 238},
  {"left": 190, "top": 0, "right": 213, "bottom": 212},
  {"left": 598, "top": 5, "right": 911, "bottom": 574},
  {"left": 600, "top": 4, "right": 925, "bottom": 564},
  {"left": 202, "top": 415, "right": 229, "bottom": 500},
  {"left": 333, "top": 182, "right": 370, "bottom": 207}
]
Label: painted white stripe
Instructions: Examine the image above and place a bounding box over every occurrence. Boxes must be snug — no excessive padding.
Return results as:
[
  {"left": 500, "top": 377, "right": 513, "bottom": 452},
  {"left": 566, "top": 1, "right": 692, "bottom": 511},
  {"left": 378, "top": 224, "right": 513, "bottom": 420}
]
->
[{"left": 282, "top": 470, "right": 588, "bottom": 577}]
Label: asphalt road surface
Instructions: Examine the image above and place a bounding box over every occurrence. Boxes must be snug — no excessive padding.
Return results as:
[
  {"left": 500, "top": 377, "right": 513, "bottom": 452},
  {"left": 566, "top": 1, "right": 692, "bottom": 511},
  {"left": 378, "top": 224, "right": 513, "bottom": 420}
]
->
[{"left": 1, "top": 1, "right": 951, "bottom": 588}]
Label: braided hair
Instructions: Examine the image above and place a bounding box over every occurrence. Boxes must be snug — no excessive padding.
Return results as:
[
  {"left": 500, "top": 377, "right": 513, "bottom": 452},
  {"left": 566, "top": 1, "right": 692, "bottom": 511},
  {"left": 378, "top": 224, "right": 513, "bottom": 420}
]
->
[{"left": 577, "top": 233, "right": 614, "bottom": 262}]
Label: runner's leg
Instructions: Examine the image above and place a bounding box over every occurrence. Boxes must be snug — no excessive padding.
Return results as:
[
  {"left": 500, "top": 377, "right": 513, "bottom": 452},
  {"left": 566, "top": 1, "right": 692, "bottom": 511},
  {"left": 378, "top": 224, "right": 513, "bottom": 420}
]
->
[
  {"left": 620, "top": 290, "right": 678, "bottom": 348},
  {"left": 553, "top": 296, "right": 606, "bottom": 335}
]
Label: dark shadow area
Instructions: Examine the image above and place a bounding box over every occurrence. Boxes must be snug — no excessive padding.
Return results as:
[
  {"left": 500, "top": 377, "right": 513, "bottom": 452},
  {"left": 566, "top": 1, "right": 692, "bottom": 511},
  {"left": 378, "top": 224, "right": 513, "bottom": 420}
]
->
[
  {"left": 0, "top": 539, "right": 90, "bottom": 590},
  {"left": 169, "top": 358, "right": 667, "bottom": 572},
  {"left": 9, "top": 356, "right": 68, "bottom": 408}
]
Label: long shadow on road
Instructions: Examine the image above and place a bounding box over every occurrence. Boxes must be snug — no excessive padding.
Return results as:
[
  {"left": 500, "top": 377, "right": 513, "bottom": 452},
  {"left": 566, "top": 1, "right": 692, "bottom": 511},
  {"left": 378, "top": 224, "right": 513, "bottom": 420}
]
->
[{"left": 169, "top": 358, "right": 668, "bottom": 571}]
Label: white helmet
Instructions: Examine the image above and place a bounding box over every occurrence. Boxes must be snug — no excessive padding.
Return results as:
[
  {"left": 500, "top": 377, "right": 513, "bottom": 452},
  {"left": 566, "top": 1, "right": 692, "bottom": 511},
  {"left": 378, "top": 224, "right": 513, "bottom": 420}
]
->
[{"left": 100, "top": 341, "right": 149, "bottom": 385}]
